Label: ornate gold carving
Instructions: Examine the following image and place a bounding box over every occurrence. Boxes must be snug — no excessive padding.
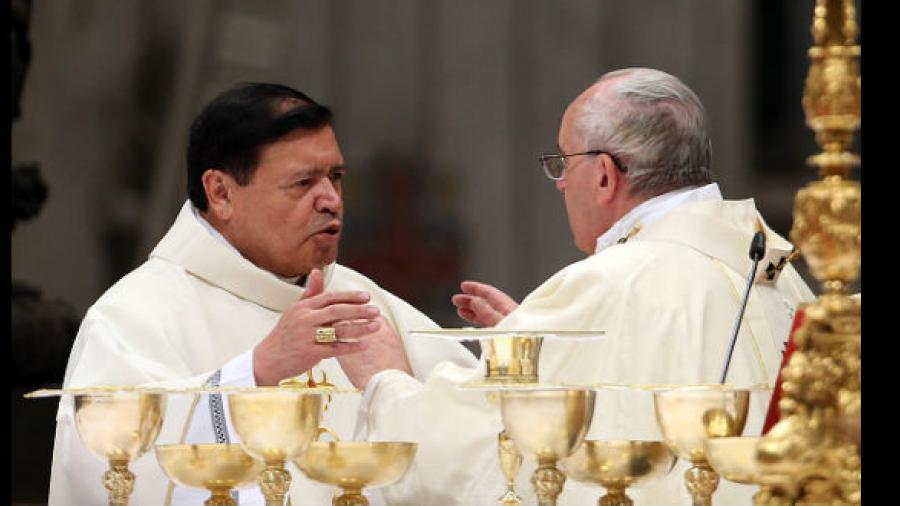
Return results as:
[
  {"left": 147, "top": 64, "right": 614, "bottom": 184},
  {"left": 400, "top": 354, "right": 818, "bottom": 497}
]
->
[
  {"left": 531, "top": 463, "right": 566, "bottom": 506},
  {"left": 102, "top": 461, "right": 135, "bottom": 506},
  {"left": 684, "top": 466, "right": 719, "bottom": 506},
  {"left": 259, "top": 465, "right": 292, "bottom": 506},
  {"left": 754, "top": 0, "right": 861, "bottom": 503}
]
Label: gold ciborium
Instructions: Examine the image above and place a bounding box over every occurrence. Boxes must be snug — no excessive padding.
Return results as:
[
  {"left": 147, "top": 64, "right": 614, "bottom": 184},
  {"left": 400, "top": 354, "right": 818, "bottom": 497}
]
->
[
  {"left": 74, "top": 391, "right": 166, "bottom": 505},
  {"left": 500, "top": 388, "right": 596, "bottom": 506},
  {"left": 228, "top": 390, "right": 323, "bottom": 506},
  {"left": 561, "top": 440, "right": 676, "bottom": 506},
  {"left": 653, "top": 387, "right": 750, "bottom": 506},
  {"left": 155, "top": 444, "right": 265, "bottom": 506},
  {"left": 295, "top": 440, "right": 418, "bottom": 506}
]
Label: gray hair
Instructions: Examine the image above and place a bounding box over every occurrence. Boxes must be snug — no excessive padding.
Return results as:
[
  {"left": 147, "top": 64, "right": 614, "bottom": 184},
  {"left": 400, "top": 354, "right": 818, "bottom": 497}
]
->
[{"left": 572, "top": 68, "right": 713, "bottom": 197}]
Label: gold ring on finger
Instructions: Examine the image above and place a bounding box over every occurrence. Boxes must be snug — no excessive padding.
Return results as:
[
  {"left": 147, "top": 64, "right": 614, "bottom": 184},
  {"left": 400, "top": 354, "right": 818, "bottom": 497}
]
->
[{"left": 314, "top": 326, "right": 337, "bottom": 344}]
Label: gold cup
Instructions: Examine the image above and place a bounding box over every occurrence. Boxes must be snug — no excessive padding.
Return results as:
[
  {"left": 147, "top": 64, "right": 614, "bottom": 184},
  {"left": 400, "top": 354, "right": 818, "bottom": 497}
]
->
[
  {"left": 497, "top": 430, "right": 524, "bottom": 505},
  {"left": 228, "top": 391, "right": 324, "bottom": 506},
  {"left": 295, "top": 441, "right": 418, "bottom": 506},
  {"left": 704, "top": 436, "right": 762, "bottom": 485},
  {"left": 500, "top": 388, "right": 596, "bottom": 506},
  {"left": 74, "top": 392, "right": 166, "bottom": 505},
  {"left": 484, "top": 335, "right": 543, "bottom": 384},
  {"left": 653, "top": 387, "right": 750, "bottom": 506},
  {"left": 561, "top": 440, "right": 676, "bottom": 506},
  {"left": 155, "top": 444, "right": 265, "bottom": 506}
]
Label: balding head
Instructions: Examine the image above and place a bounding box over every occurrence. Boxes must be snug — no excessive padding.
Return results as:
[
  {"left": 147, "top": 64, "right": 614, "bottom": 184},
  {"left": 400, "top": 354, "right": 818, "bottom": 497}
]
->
[{"left": 566, "top": 68, "right": 713, "bottom": 198}]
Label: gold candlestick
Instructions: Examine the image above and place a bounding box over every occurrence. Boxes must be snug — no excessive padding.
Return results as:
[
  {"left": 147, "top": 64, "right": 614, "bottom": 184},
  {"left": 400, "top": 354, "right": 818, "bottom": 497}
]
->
[{"left": 754, "top": 1, "right": 861, "bottom": 504}]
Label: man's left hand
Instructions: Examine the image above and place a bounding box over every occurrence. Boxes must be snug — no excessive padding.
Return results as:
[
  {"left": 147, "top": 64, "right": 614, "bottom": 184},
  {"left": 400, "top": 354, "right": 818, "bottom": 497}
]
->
[{"left": 337, "top": 316, "right": 412, "bottom": 389}]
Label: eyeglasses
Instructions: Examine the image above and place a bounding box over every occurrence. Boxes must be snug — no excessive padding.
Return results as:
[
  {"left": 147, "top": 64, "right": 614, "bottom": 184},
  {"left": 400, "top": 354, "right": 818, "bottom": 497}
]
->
[{"left": 538, "top": 150, "right": 627, "bottom": 180}]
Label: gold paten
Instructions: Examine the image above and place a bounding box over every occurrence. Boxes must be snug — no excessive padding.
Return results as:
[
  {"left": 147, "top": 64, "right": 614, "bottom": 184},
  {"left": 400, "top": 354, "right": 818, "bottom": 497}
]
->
[
  {"left": 295, "top": 440, "right": 417, "bottom": 506},
  {"left": 74, "top": 391, "right": 166, "bottom": 505},
  {"left": 228, "top": 391, "right": 324, "bottom": 506},
  {"left": 653, "top": 387, "right": 751, "bottom": 506},
  {"left": 560, "top": 440, "right": 675, "bottom": 506},
  {"left": 155, "top": 444, "right": 264, "bottom": 506},
  {"left": 752, "top": 0, "right": 861, "bottom": 504},
  {"left": 500, "top": 388, "right": 596, "bottom": 506}
]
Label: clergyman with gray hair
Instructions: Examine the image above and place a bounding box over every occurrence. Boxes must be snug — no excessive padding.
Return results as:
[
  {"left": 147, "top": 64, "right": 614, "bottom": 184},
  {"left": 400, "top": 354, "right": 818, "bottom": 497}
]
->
[{"left": 337, "top": 68, "right": 815, "bottom": 505}]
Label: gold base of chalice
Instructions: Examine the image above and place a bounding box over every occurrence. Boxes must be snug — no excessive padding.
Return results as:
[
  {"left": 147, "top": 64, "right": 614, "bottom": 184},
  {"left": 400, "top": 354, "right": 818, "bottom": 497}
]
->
[
  {"left": 654, "top": 387, "right": 751, "bottom": 506},
  {"left": 295, "top": 441, "right": 418, "bottom": 506},
  {"left": 155, "top": 444, "right": 264, "bottom": 506},
  {"left": 228, "top": 391, "right": 324, "bottom": 506},
  {"left": 561, "top": 440, "right": 676, "bottom": 506},
  {"left": 500, "top": 388, "right": 596, "bottom": 506},
  {"left": 74, "top": 391, "right": 166, "bottom": 505}
]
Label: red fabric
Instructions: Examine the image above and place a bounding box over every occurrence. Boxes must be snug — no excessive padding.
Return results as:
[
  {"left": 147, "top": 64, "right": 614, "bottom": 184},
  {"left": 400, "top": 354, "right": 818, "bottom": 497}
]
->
[{"left": 762, "top": 308, "right": 805, "bottom": 434}]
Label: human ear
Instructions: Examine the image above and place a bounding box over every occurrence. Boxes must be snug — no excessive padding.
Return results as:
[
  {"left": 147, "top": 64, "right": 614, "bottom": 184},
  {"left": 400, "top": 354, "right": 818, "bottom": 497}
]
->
[
  {"left": 596, "top": 154, "right": 619, "bottom": 204},
  {"left": 202, "top": 169, "right": 235, "bottom": 221}
]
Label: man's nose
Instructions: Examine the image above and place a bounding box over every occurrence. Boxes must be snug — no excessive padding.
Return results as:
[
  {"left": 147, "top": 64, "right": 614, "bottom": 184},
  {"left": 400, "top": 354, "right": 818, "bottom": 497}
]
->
[{"left": 315, "top": 179, "right": 342, "bottom": 214}]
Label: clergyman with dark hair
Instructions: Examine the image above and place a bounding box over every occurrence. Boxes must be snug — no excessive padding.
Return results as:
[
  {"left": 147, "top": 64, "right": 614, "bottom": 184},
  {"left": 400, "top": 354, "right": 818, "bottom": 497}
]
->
[{"left": 48, "top": 83, "right": 477, "bottom": 505}]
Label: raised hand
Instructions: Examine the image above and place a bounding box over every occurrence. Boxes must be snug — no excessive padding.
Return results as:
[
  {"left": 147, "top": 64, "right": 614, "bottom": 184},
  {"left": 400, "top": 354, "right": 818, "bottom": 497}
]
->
[
  {"left": 450, "top": 280, "right": 519, "bottom": 327},
  {"left": 337, "top": 315, "right": 412, "bottom": 389},
  {"left": 253, "top": 268, "right": 383, "bottom": 386}
]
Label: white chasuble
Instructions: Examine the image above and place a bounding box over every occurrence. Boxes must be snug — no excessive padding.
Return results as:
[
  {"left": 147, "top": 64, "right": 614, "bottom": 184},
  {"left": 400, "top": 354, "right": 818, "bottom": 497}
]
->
[
  {"left": 48, "top": 201, "right": 477, "bottom": 505},
  {"left": 365, "top": 199, "right": 814, "bottom": 506}
]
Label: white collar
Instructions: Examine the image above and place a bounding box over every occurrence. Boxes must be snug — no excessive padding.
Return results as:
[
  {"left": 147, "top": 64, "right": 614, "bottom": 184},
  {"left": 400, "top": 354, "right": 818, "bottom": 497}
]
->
[
  {"left": 594, "top": 182, "right": 724, "bottom": 254},
  {"left": 190, "top": 205, "right": 303, "bottom": 285}
]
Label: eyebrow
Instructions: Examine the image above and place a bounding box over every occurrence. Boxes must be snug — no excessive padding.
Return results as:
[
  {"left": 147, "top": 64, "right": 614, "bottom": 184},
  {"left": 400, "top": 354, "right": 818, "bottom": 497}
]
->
[{"left": 289, "top": 165, "right": 345, "bottom": 179}]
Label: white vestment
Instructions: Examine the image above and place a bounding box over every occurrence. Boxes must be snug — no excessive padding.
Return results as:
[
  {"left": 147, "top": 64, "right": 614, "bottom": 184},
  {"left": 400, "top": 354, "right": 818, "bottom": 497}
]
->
[
  {"left": 48, "top": 201, "right": 477, "bottom": 505},
  {"left": 364, "top": 197, "right": 814, "bottom": 505}
]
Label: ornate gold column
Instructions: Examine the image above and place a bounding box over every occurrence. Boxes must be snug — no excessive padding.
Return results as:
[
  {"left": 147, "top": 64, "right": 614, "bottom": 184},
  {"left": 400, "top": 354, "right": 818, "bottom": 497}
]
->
[{"left": 754, "top": 1, "right": 861, "bottom": 504}]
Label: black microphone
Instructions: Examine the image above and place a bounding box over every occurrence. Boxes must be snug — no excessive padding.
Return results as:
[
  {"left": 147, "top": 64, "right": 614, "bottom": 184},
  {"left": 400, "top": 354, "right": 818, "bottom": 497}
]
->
[{"left": 719, "top": 228, "right": 766, "bottom": 384}]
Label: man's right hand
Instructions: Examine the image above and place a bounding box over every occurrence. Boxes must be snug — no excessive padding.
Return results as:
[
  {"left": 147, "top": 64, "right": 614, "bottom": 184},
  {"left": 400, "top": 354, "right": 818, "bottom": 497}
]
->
[
  {"left": 450, "top": 280, "right": 519, "bottom": 327},
  {"left": 253, "top": 268, "right": 382, "bottom": 386}
]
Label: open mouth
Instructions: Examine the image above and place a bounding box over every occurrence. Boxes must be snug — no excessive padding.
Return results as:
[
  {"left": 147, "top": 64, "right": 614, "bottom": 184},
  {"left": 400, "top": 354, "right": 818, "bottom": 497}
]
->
[{"left": 317, "top": 223, "right": 341, "bottom": 237}]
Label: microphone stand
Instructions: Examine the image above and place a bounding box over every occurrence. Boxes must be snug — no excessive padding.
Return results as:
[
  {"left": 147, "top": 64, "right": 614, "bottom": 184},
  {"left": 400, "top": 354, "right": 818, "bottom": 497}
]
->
[{"left": 719, "top": 229, "right": 766, "bottom": 384}]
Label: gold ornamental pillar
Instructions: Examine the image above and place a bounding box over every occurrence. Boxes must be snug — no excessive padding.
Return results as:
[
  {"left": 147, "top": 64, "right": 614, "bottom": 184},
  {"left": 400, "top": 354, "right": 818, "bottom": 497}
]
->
[{"left": 754, "top": 0, "right": 861, "bottom": 504}]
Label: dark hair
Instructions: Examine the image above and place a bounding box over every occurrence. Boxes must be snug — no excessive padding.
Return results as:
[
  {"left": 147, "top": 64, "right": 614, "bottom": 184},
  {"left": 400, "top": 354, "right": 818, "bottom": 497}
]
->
[{"left": 186, "top": 82, "right": 333, "bottom": 210}]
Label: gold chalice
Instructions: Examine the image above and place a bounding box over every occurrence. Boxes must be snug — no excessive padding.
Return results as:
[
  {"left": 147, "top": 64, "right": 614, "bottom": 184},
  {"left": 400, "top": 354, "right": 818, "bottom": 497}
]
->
[
  {"left": 497, "top": 430, "right": 524, "bottom": 505},
  {"left": 560, "top": 440, "right": 676, "bottom": 506},
  {"left": 155, "top": 444, "right": 264, "bottom": 506},
  {"left": 74, "top": 391, "right": 166, "bottom": 505},
  {"left": 295, "top": 440, "right": 418, "bottom": 506},
  {"left": 653, "top": 387, "right": 751, "bottom": 506},
  {"left": 228, "top": 391, "right": 324, "bottom": 506},
  {"left": 482, "top": 335, "right": 542, "bottom": 505},
  {"left": 500, "top": 388, "right": 596, "bottom": 506}
]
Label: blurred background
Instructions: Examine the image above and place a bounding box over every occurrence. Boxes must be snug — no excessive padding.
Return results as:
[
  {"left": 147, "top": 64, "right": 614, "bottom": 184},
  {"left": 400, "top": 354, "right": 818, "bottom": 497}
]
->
[{"left": 11, "top": 0, "right": 858, "bottom": 503}]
